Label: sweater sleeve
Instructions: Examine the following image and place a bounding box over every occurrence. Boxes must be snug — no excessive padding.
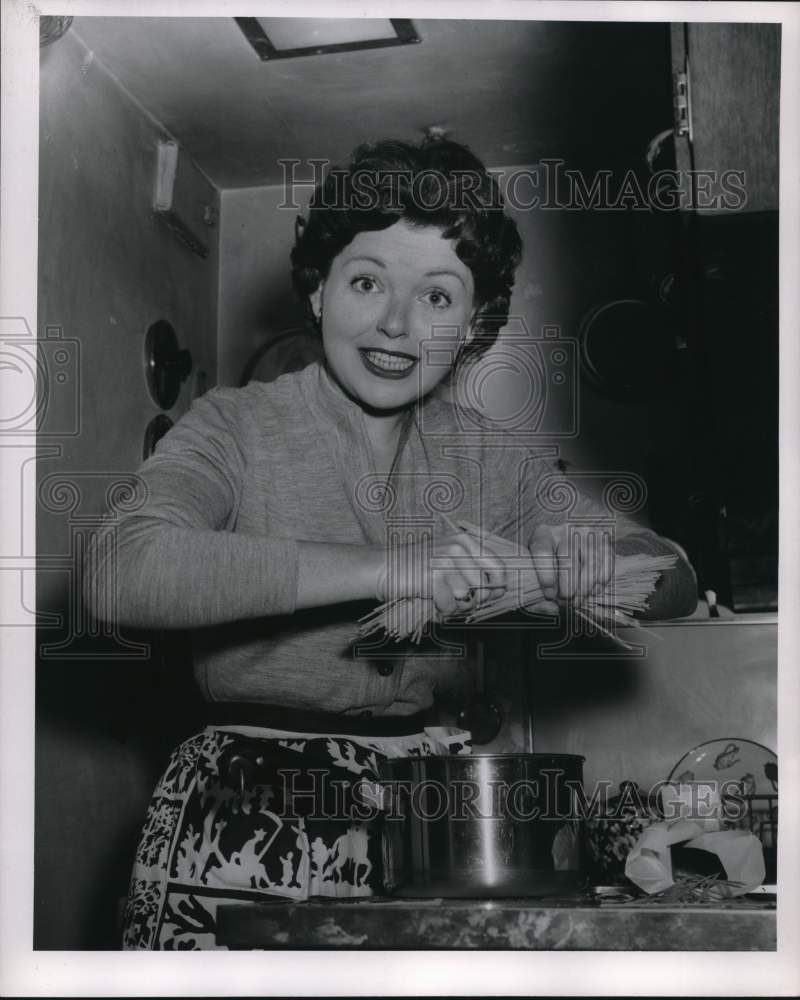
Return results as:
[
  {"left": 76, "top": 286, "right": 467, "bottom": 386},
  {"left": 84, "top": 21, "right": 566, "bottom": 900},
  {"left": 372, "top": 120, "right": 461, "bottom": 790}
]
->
[
  {"left": 613, "top": 530, "right": 698, "bottom": 620},
  {"left": 83, "top": 389, "right": 299, "bottom": 629}
]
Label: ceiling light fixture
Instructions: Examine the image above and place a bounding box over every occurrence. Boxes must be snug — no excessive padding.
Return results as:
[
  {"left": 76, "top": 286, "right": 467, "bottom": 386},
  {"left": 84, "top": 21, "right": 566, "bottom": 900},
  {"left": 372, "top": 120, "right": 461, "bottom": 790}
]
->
[
  {"left": 40, "top": 15, "right": 73, "bottom": 47},
  {"left": 235, "top": 17, "right": 420, "bottom": 61}
]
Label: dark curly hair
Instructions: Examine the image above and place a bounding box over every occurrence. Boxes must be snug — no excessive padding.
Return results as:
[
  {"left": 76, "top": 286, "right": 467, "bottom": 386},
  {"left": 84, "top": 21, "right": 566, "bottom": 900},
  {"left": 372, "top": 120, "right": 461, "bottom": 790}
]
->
[{"left": 290, "top": 137, "right": 523, "bottom": 365}]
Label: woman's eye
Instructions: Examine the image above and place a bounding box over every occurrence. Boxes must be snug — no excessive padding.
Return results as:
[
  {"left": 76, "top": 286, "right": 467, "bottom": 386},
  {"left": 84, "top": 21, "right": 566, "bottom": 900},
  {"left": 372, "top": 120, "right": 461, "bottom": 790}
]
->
[
  {"left": 424, "top": 289, "right": 453, "bottom": 308},
  {"left": 351, "top": 276, "right": 380, "bottom": 293}
]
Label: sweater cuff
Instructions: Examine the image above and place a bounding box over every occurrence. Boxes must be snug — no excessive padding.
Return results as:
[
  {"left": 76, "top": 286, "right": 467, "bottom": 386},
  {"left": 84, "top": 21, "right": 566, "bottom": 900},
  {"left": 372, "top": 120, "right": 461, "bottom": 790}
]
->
[{"left": 614, "top": 530, "right": 698, "bottom": 620}]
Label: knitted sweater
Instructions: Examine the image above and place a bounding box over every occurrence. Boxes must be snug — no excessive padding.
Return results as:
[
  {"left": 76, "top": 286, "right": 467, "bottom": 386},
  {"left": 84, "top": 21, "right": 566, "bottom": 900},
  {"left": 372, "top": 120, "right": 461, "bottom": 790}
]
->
[{"left": 88, "top": 362, "right": 697, "bottom": 715}]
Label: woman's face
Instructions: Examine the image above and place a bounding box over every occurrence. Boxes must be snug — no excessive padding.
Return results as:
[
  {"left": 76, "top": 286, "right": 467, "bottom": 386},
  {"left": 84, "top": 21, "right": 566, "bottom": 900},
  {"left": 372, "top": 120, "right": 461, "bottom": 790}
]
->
[{"left": 310, "top": 220, "right": 476, "bottom": 413}]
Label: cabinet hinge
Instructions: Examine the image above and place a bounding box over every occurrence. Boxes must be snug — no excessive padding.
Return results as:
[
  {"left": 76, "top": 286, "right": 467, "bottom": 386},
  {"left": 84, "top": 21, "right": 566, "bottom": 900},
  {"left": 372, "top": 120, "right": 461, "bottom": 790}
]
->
[{"left": 672, "top": 67, "right": 692, "bottom": 139}]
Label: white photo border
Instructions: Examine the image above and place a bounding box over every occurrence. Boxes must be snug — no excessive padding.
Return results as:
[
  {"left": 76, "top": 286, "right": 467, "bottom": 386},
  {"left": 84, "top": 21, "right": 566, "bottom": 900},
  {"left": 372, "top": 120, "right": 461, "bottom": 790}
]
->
[{"left": 1, "top": 0, "right": 798, "bottom": 995}]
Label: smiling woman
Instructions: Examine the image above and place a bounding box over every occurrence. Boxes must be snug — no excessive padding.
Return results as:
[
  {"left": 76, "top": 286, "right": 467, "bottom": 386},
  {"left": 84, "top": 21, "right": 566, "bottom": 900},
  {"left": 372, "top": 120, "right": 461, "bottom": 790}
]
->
[
  {"left": 290, "top": 137, "right": 522, "bottom": 467},
  {"left": 310, "top": 221, "right": 477, "bottom": 452},
  {"left": 84, "top": 135, "right": 696, "bottom": 949}
]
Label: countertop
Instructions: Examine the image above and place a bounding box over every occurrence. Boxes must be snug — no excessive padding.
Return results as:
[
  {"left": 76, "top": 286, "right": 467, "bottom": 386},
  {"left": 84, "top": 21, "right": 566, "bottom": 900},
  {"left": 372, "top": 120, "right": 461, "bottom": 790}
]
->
[{"left": 216, "top": 894, "right": 776, "bottom": 950}]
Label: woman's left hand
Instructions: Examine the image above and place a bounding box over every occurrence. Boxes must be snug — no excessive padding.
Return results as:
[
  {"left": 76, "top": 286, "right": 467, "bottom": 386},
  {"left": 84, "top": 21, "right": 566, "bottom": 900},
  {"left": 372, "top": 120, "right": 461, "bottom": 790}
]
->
[{"left": 527, "top": 524, "right": 614, "bottom": 607}]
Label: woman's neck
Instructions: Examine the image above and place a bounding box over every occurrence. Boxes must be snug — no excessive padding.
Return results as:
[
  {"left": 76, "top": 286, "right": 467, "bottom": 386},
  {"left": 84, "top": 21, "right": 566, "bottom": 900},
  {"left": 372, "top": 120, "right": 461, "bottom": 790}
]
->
[
  {"left": 320, "top": 359, "right": 413, "bottom": 459},
  {"left": 362, "top": 409, "right": 409, "bottom": 462}
]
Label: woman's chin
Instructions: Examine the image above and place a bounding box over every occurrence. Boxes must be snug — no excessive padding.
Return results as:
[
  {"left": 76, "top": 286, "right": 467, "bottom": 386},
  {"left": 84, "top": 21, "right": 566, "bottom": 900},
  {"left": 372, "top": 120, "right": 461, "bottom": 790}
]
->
[
  {"left": 355, "top": 386, "right": 419, "bottom": 417},
  {"left": 333, "top": 370, "right": 424, "bottom": 414}
]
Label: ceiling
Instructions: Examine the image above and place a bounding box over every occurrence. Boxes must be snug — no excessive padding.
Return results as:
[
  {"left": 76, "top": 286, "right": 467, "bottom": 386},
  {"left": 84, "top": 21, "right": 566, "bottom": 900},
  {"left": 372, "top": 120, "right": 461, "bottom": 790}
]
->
[{"left": 71, "top": 17, "right": 673, "bottom": 190}]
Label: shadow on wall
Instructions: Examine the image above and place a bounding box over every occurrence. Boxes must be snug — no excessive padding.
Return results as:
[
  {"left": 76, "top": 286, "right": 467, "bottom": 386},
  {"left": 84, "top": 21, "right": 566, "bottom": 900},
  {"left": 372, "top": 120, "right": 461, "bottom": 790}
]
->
[
  {"left": 35, "top": 574, "right": 205, "bottom": 949},
  {"left": 531, "top": 618, "right": 778, "bottom": 792}
]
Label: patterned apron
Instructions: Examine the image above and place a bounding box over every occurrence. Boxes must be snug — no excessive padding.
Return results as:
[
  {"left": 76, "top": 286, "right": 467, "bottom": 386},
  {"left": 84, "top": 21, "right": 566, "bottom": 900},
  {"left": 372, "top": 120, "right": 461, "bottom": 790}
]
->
[{"left": 122, "top": 724, "right": 470, "bottom": 949}]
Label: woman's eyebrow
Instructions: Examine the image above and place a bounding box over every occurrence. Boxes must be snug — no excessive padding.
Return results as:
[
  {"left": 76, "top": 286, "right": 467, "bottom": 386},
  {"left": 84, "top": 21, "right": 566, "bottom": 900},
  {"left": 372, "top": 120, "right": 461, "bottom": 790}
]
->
[
  {"left": 344, "top": 257, "right": 467, "bottom": 289},
  {"left": 425, "top": 269, "right": 467, "bottom": 288},
  {"left": 344, "top": 255, "right": 386, "bottom": 269}
]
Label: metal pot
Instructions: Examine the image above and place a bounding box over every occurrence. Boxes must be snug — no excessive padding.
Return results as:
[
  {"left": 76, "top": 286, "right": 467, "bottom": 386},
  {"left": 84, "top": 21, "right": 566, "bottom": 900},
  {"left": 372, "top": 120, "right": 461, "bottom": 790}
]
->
[{"left": 379, "top": 753, "right": 586, "bottom": 898}]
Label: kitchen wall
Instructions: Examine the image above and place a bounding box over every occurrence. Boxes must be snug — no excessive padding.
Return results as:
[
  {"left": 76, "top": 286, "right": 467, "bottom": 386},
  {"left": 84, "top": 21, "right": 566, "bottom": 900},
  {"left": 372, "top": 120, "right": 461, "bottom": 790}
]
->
[
  {"left": 529, "top": 617, "right": 778, "bottom": 791},
  {"left": 217, "top": 184, "right": 310, "bottom": 386},
  {"left": 35, "top": 29, "right": 219, "bottom": 948}
]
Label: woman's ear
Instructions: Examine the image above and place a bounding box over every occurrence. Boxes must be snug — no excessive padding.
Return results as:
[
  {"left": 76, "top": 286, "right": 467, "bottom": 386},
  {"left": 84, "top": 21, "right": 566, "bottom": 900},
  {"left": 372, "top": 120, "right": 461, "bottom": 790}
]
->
[
  {"left": 309, "top": 284, "right": 324, "bottom": 321},
  {"left": 462, "top": 307, "right": 481, "bottom": 346}
]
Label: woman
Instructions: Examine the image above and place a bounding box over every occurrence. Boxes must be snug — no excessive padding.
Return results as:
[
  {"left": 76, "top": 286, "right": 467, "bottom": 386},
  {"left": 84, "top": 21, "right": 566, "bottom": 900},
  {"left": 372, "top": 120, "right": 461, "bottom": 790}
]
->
[{"left": 89, "top": 137, "right": 697, "bottom": 949}]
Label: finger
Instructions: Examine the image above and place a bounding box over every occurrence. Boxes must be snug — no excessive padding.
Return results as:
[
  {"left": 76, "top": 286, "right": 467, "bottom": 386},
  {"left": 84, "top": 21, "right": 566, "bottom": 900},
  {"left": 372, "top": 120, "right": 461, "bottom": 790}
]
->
[
  {"left": 481, "top": 557, "right": 507, "bottom": 592},
  {"left": 475, "top": 539, "right": 508, "bottom": 593},
  {"left": 437, "top": 550, "right": 480, "bottom": 607},
  {"left": 530, "top": 526, "right": 557, "bottom": 599},
  {"left": 600, "top": 534, "right": 615, "bottom": 592},
  {"left": 451, "top": 533, "right": 503, "bottom": 595},
  {"left": 450, "top": 536, "right": 485, "bottom": 589},
  {"left": 586, "top": 531, "right": 605, "bottom": 601},
  {"left": 446, "top": 570, "right": 474, "bottom": 603},
  {"left": 454, "top": 589, "right": 476, "bottom": 613},
  {"left": 469, "top": 583, "right": 506, "bottom": 611},
  {"left": 578, "top": 530, "right": 597, "bottom": 602},
  {"left": 477, "top": 565, "right": 506, "bottom": 607},
  {"left": 454, "top": 559, "right": 484, "bottom": 595},
  {"left": 448, "top": 526, "right": 510, "bottom": 594},
  {"left": 431, "top": 540, "right": 479, "bottom": 598},
  {"left": 589, "top": 537, "right": 601, "bottom": 596},
  {"left": 586, "top": 532, "right": 613, "bottom": 598},
  {"left": 451, "top": 570, "right": 481, "bottom": 607},
  {"left": 555, "top": 532, "right": 576, "bottom": 600},
  {"left": 572, "top": 535, "right": 584, "bottom": 603},
  {"left": 432, "top": 578, "right": 458, "bottom": 618}
]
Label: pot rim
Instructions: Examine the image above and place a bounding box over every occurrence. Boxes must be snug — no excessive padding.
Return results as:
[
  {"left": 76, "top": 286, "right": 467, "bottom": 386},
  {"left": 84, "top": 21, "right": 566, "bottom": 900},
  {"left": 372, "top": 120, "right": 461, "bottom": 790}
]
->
[{"left": 382, "top": 752, "right": 586, "bottom": 764}]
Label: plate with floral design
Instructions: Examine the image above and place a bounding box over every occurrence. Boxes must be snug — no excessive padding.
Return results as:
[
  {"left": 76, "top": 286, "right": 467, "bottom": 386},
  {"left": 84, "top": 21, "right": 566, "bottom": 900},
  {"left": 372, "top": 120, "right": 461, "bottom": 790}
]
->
[{"left": 667, "top": 738, "right": 777, "bottom": 796}]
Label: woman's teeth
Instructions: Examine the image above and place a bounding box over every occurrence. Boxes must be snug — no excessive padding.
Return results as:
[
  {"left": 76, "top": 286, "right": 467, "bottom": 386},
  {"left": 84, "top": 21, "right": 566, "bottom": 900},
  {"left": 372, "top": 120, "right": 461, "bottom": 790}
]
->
[{"left": 364, "top": 350, "right": 416, "bottom": 372}]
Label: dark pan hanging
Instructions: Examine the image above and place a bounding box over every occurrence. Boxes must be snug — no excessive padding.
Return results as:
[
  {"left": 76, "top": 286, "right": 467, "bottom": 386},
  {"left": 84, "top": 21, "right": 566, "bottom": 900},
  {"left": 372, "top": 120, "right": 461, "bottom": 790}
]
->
[
  {"left": 578, "top": 298, "right": 680, "bottom": 402},
  {"left": 239, "top": 325, "right": 324, "bottom": 387}
]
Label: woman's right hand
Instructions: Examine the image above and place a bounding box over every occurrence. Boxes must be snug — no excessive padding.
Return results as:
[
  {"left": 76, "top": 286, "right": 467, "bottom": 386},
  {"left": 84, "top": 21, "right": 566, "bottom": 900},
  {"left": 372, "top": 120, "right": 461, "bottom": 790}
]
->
[{"left": 375, "top": 527, "right": 508, "bottom": 618}]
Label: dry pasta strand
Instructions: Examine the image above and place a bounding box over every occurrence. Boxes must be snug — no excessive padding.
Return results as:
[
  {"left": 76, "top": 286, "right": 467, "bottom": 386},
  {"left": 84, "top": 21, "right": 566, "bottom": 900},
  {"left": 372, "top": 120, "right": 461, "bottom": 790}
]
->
[{"left": 356, "top": 551, "right": 678, "bottom": 645}]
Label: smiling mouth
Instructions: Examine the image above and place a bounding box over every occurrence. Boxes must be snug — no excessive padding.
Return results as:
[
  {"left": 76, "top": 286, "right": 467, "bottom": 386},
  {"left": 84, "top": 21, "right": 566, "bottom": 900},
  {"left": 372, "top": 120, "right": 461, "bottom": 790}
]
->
[{"left": 359, "top": 348, "right": 418, "bottom": 378}]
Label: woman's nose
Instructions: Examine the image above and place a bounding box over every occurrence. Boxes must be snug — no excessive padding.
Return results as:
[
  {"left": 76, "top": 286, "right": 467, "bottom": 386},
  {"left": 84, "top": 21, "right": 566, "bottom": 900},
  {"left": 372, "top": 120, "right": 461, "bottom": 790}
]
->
[{"left": 377, "top": 295, "right": 410, "bottom": 339}]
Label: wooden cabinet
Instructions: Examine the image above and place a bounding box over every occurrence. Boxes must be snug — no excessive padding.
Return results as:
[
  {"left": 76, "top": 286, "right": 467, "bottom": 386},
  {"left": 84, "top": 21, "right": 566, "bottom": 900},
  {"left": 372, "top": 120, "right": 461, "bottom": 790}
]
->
[{"left": 652, "top": 23, "right": 780, "bottom": 611}]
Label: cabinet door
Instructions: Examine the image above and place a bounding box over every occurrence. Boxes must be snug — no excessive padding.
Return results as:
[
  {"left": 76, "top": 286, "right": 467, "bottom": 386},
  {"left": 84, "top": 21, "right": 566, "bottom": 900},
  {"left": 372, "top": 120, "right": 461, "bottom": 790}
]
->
[
  {"left": 670, "top": 22, "right": 779, "bottom": 214},
  {"left": 668, "top": 22, "right": 779, "bottom": 612}
]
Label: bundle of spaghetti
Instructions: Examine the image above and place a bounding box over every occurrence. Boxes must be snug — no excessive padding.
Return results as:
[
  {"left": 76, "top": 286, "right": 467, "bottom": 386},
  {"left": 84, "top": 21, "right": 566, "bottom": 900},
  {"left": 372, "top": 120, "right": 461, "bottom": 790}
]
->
[{"left": 356, "top": 517, "right": 678, "bottom": 646}]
